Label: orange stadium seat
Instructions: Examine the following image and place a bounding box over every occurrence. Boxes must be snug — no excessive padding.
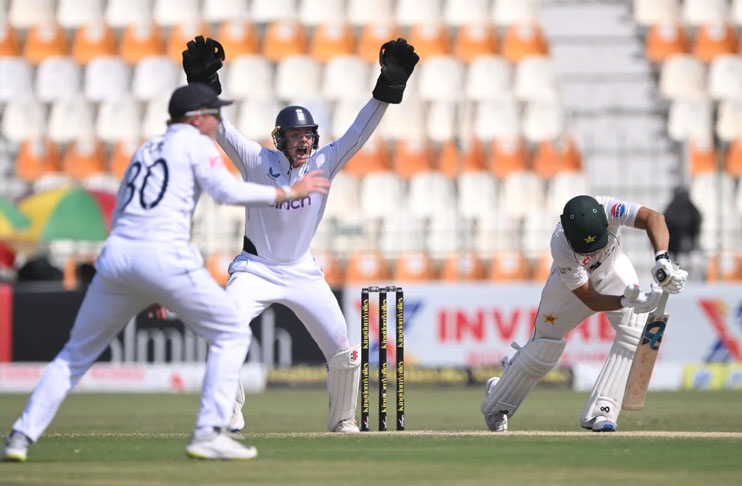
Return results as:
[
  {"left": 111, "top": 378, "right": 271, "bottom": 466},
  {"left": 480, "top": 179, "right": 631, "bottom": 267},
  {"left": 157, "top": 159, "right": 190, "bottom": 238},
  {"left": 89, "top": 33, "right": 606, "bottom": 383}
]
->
[
  {"left": 393, "top": 251, "right": 436, "bottom": 282},
  {"left": 461, "top": 138, "right": 487, "bottom": 172},
  {"left": 407, "top": 23, "right": 451, "bottom": 60},
  {"left": 120, "top": 23, "right": 165, "bottom": 65},
  {"left": 689, "top": 136, "right": 717, "bottom": 176},
  {"left": 501, "top": 24, "right": 548, "bottom": 63},
  {"left": 489, "top": 250, "right": 529, "bottom": 282},
  {"left": 724, "top": 138, "right": 742, "bottom": 177},
  {"left": 310, "top": 23, "right": 356, "bottom": 62},
  {"left": 16, "top": 138, "right": 61, "bottom": 182},
  {"left": 706, "top": 251, "right": 742, "bottom": 281},
  {"left": 441, "top": 251, "right": 486, "bottom": 281},
  {"left": 110, "top": 139, "right": 140, "bottom": 179},
  {"left": 489, "top": 136, "right": 528, "bottom": 179},
  {"left": 61, "top": 137, "right": 106, "bottom": 179},
  {"left": 530, "top": 252, "right": 553, "bottom": 282},
  {"left": 312, "top": 251, "right": 346, "bottom": 288},
  {"left": 205, "top": 252, "right": 232, "bottom": 287},
  {"left": 438, "top": 139, "right": 461, "bottom": 178},
  {"left": 645, "top": 23, "right": 689, "bottom": 63},
  {"left": 72, "top": 23, "right": 116, "bottom": 64},
  {"left": 262, "top": 21, "right": 308, "bottom": 63},
  {"left": 167, "top": 22, "right": 210, "bottom": 63},
  {"left": 393, "top": 138, "right": 432, "bottom": 179},
  {"left": 533, "top": 136, "right": 582, "bottom": 178},
  {"left": 358, "top": 23, "right": 401, "bottom": 63},
  {"left": 216, "top": 21, "right": 260, "bottom": 60},
  {"left": 346, "top": 250, "right": 390, "bottom": 283},
  {"left": 693, "top": 23, "right": 737, "bottom": 63},
  {"left": 23, "top": 22, "right": 69, "bottom": 64},
  {"left": 454, "top": 24, "right": 498, "bottom": 63},
  {"left": 0, "top": 23, "right": 20, "bottom": 57},
  {"left": 343, "top": 136, "right": 391, "bottom": 177}
]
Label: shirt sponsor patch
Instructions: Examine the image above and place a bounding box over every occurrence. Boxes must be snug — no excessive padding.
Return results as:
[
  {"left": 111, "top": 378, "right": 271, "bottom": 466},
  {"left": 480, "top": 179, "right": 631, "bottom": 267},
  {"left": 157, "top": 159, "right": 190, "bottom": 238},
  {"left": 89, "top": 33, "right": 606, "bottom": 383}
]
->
[{"left": 611, "top": 203, "right": 625, "bottom": 218}]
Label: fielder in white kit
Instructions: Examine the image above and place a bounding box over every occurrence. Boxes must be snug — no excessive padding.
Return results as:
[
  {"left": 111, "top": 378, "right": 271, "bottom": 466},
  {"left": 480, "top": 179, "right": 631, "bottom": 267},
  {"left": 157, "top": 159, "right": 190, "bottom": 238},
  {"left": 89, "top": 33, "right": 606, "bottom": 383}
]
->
[
  {"left": 181, "top": 36, "right": 419, "bottom": 432},
  {"left": 481, "top": 195, "right": 688, "bottom": 432},
  {"left": 1, "top": 83, "right": 330, "bottom": 462}
]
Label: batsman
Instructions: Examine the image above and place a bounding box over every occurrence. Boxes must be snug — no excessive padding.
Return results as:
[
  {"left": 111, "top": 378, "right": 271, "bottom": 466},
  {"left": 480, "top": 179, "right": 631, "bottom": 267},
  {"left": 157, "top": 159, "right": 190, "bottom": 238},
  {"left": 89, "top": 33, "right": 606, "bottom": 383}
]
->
[{"left": 481, "top": 195, "right": 688, "bottom": 432}]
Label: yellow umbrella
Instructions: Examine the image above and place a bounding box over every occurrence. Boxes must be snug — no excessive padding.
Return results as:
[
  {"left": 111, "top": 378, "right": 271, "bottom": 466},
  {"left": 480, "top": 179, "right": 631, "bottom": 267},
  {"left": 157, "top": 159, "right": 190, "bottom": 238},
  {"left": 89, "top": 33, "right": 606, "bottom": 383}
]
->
[{"left": 0, "top": 195, "right": 31, "bottom": 238}]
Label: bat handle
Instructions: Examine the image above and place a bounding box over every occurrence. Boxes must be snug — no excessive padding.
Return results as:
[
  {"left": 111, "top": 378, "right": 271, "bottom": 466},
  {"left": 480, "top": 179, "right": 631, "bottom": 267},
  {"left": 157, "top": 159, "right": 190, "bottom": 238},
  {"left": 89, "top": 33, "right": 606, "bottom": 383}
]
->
[{"left": 654, "top": 291, "right": 669, "bottom": 316}]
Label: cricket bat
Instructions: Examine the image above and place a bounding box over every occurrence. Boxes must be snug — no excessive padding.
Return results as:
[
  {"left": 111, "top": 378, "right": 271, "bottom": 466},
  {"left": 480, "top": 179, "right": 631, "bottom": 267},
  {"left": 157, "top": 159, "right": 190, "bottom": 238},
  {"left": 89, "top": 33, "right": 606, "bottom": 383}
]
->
[{"left": 622, "top": 291, "right": 670, "bottom": 411}]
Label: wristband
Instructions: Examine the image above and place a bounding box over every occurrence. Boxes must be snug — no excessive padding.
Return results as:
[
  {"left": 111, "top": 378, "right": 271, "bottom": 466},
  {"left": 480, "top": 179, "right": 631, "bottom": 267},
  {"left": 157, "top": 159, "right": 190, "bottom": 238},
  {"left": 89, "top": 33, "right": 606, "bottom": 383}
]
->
[
  {"left": 281, "top": 185, "right": 294, "bottom": 201},
  {"left": 654, "top": 251, "right": 670, "bottom": 262},
  {"left": 620, "top": 296, "right": 629, "bottom": 308}
]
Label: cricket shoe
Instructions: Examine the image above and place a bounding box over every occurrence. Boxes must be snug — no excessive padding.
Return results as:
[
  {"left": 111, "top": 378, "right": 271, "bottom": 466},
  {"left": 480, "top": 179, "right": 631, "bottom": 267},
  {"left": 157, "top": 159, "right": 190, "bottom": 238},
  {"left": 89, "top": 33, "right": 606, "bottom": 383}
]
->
[
  {"left": 228, "top": 406, "right": 244, "bottom": 433},
  {"left": 591, "top": 417, "right": 616, "bottom": 432},
  {"left": 483, "top": 377, "right": 508, "bottom": 432},
  {"left": 186, "top": 429, "right": 257, "bottom": 460},
  {"left": 2, "top": 430, "right": 31, "bottom": 462},
  {"left": 332, "top": 419, "right": 360, "bottom": 433}
]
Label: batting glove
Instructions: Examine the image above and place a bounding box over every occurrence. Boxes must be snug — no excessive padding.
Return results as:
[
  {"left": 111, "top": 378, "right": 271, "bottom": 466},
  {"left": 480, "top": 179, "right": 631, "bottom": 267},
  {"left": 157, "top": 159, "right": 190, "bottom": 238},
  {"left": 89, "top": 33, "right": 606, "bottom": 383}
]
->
[
  {"left": 621, "top": 283, "right": 663, "bottom": 314},
  {"left": 372, "top": 38, "right": 420, "bottom": 104},
  {"left": 651, "top": 253, "right": 687, "bottom": 294},
  {"left": 182, "top": 35, "right": 225, "bottom": 94}
]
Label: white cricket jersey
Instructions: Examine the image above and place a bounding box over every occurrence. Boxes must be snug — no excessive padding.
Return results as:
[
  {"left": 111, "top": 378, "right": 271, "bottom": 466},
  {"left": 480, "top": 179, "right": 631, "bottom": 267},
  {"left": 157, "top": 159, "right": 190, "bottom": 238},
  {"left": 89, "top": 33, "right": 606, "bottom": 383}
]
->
[
  {"left": 217, "top": 98, "right": 388, "bottom": 263},
  {"left": 550, "top": 196, "right": 642, "bottom": 290},
  {"left": 110, "top": 124, "right": 278, "bottom": 243}
]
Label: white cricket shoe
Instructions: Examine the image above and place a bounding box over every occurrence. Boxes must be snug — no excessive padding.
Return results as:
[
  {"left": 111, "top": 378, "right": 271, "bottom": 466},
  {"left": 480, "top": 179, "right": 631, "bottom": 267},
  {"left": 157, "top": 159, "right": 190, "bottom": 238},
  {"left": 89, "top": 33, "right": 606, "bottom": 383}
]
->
[
  {"left": 185, "top": 429, "right": 257, "bottom": 460},
  {"left": 591, "top": 416, "right": 616, "bottom": 432},
  {"left": 228, "top": 405, "right": 244, "bottom": 433},
  {"left": 332, "top": 419, "right": 360, "bottom": 433},
  {"left": 2, "top": 430, "right": 31, "bottom": 462},
  {"left": 483, "top": 377, "right": 508, "bottom": 432}
]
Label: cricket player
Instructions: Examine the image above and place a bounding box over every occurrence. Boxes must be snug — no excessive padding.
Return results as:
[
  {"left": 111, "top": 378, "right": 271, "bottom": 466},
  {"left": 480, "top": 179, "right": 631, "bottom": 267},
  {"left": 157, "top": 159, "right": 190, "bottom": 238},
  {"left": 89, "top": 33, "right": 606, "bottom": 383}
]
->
[
  {"left": 181, "top": 36, "right": 419, "bottom": 432},
  {"left": 2, "top": 83, "right": 330, "bottom": 462},
  {"left": 481, "top": 195, "right": 688, "bottom": 432}
]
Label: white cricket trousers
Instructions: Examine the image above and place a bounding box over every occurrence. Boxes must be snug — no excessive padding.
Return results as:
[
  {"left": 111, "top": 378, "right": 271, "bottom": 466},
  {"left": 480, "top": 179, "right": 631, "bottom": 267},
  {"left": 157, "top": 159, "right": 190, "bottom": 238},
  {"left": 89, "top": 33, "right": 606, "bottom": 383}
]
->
[
  {"left": 12, "top": 238, "right": 251, "bottom": 441},
  {"left": 533, "top": 253, "right": 640, "bottom": 339},
  {"left": 226, "top": 251, "right": 350, "bottom": 360}
]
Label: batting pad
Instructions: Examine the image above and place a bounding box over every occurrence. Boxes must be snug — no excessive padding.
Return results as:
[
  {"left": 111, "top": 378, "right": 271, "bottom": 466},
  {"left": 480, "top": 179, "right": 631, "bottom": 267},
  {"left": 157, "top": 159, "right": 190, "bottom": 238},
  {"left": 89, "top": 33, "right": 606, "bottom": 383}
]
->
[
  {"left": 327, "top": 344, "right": 361, "bottom": 431},
  {"left": 581, "top": 317, "right": 643, "bottom": 425},
  {"left": 480, "top": 337, "right": 566, "bottom": 418}
]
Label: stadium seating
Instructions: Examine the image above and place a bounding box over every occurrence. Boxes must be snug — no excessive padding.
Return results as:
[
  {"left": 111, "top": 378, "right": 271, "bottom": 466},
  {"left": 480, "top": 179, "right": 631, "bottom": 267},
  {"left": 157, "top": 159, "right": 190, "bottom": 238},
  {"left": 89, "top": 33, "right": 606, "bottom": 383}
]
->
[{"left": 72, "top": 23, "right": 117, "bottom": 64}]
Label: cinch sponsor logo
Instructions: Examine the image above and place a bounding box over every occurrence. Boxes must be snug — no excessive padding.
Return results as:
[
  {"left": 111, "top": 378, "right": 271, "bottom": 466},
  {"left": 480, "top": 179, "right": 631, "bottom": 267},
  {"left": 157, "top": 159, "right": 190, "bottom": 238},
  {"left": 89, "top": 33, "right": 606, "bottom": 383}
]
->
[
  {"left": 275, "top": 196, "right": 311, "bottom": 210},
  {"left": 611, "top": 203, "right": 625, "bottom": 218}
]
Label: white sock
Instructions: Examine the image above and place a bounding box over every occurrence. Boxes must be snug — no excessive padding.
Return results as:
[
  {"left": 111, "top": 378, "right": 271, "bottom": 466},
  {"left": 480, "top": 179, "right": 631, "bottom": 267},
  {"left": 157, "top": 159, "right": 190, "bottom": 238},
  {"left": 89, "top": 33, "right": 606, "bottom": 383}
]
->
[{"left": 193, "top": 426, "right": 220, "bottom": 441}]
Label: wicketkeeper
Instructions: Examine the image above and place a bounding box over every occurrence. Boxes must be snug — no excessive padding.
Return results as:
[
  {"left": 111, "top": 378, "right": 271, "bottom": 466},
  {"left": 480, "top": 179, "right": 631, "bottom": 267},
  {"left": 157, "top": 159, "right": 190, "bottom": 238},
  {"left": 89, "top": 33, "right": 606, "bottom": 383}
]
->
[
  {"left": 481, "top": 195, "right": 688, "bottom": 432},
  {"left": 181, "top": 36, "right": 419, "bottom": 432}
]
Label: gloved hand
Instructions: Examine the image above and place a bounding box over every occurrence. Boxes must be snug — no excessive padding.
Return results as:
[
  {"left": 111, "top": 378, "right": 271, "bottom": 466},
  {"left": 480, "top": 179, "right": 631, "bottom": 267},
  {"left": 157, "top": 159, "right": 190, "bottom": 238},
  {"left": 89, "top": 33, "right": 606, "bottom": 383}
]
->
[
  {"left": 652, "top": 254, "right": 687, "bottom": 294},
  {"left": 372, "top": 38, "right": 420, "bottom": 104},
  {"left": 182, "top": 35, "right": 225, "bottom": 94},
  {"left": 621, "top": 283, "right": 663, "bottom": 314}
]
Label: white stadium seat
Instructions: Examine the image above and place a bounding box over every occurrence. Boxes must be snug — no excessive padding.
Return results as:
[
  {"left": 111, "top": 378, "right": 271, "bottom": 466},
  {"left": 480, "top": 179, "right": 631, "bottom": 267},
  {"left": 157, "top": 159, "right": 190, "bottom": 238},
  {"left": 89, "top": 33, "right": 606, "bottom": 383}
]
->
[
  {"left": 202, "top": 0, "right": 249, "bottom": 23},
  {"left": 418, "top": 56, "right": 465, "bottom": 102},
  {"left": 395, "top": 0, "right": 442, "bottom": 27},
  {"left": 1, "top": 99, "right": 46, "bottom": 143},
  {"left": 322, "top": 55, "right": 370, "bottom": 101},
  {"left": 682, "top": 0, "right": 727, "bottom": 26},
  {"left": 457, "top": 171, "right": 498, "bottom": 222},
  {"left": 444, "top": 0, "right": 490, "bottom": 26},
  {"left": 492, "top": 0, "right": 540, "bottom": 26},
  {"left": 633, "top": 0, "right": 680, "bottom": 26},
  {"left": 35, "top": 57, "right": 82, "bottom": 103},
  {"left": 225, "top": 55, "right": 274, "bottom": 101},
  {"left": 0, "top": 57, "right": 34, "bottom": 103},
  {"left": 57, "top": 0, "right": 104, "bottom": 28},
  {"left": 141, "top": 98, "right": 171, "bottom": 139},
  {"left": 85, "top": 57, "right": 131, "bottom": 103},
  {"left": 347, "top": 0, "right": 393, "bottom": 26},
  {"left": 275, "top": 55, "right": 321, "bottom": 101},
  {"left": 716, "top": 100, "right": 742, "bottom": 141},
  {"left": 9, "top": 0, "right": 55, "bottom": 29},
  {"left": 660, "top": 55, "right": 706, "bottom": 100},
  {"left": 330, "top": 98, "right": 367, "bottom": 140},
  {"left": 132, "top": 56, "right": 179, "bottom": 102},
  {"left": 734, "top": 0, "right": 742, "bottom": 26},
  {"left": 104, "top": 0, "right": 153, "bottom": 28},
  {"left": 668, "top": 98, "right": 713, "bottom": 141},
  {"left": 47, "top": 96, "right": 95, "bottom": 144},
  {"left": 708, "top": 55, "right": 742, "bottom": 101},
  {"left": 513, "top": 55, "right": 560, "bottom": 103},
  {"left": 498, "top": 171, "right": 546, "bottom": 220},
  {"left": 360, "top": 171, "right": 406, "bottom": 220},
  {"left": 153, "top": 0, "right": 199, "bottom": 26},
  {"left": 465, "top": 56, "right": 513, "bottom": 102},
  {"left": 324, "top": 172, "right": 360, "bottom": 220},
  {"left": 407, "top": 171, "right": 456, "bottom": 219},
  {"left": 96, "top": 96, "right": 143, "bottom": 143},
  {"left": 236, "top": 98, "right": 283, "bottom": 142},
  {"left": 426, "top": 100, "right": 458, "bottom": 142},
  {"left": 299, "top": 0, "right": 345, "bottom": 26},
  {"left": 522, "top": 101, "right": 566, "bottom": 142},
  {"left": 251, "top": 0, "right": 296, "bottom": 23},
  {"left": 473, "top": 98, "right": 521, "bottom": 141},
  {"left": 378, "top": 98, "right": 426, "bottom": 141}
]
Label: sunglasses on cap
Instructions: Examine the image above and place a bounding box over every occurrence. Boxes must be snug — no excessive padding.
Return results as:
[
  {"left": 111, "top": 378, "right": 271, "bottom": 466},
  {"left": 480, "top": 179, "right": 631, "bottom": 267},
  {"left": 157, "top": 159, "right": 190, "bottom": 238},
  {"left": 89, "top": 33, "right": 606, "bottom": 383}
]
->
[{"left": 184, "top": 108, "right": 222, "bottom": 120}]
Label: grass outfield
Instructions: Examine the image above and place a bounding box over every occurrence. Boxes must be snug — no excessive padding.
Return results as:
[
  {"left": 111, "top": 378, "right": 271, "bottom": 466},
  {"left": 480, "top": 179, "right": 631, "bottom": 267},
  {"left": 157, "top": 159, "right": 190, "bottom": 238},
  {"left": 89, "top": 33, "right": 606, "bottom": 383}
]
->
[{"left": 1, "top": 388, "right": 742, "bottom": 485}]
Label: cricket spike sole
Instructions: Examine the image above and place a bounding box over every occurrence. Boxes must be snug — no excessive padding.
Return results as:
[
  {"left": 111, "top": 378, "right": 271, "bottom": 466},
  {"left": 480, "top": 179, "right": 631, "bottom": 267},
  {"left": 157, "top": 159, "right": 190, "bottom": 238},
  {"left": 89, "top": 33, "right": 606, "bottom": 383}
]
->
[{"left": 622, "top": 291, "right": 670, "bottom": 411}]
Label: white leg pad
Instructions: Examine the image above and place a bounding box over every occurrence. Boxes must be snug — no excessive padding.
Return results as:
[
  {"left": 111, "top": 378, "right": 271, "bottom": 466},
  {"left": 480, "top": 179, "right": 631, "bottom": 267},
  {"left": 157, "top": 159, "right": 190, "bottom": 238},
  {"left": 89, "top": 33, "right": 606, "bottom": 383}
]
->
[
  {"left": 480, "top": 337, "right": 566, "bottom": 418},
  {"left": 581, "top": 316, "right": 643, "bottom": 426},
  {"left": 327, "top": 344, "right": 361, "bottom": 431}
]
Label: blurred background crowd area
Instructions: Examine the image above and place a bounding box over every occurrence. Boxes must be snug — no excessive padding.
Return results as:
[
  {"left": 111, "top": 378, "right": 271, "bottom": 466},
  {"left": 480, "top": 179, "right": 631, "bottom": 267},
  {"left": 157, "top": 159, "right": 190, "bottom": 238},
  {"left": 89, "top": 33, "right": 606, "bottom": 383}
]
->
[{"left": 0, "top": 0, "right": 741, "bottom": 289}]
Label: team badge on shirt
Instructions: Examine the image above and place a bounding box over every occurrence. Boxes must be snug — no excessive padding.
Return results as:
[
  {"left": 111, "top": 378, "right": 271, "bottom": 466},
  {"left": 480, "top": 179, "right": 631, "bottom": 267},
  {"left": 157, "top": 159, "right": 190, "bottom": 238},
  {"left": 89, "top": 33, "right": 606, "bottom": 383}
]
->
[
  {"left": 544, "top": 314, "right": 558, "bottom": 325},
  {"left": 611, "top": 203, "right": 625, "bottom": 218}
]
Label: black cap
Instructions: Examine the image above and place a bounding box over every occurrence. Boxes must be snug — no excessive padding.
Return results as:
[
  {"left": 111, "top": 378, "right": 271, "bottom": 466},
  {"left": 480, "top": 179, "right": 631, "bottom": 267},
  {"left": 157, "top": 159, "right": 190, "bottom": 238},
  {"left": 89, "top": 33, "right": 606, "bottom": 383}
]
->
[
  {"left": 560, "top": 195, "right": 609, "bottom": 253},
  {"left": 168, "top": 83, "right": 233, "bottom": 120}
]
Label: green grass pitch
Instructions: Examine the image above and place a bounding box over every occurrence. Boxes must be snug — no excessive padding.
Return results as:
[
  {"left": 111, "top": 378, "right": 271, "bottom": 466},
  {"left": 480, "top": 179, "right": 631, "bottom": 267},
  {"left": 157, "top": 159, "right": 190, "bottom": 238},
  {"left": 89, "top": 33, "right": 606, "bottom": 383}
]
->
[{"left": 2, "top": 388, "right": 742, "bottom": 485}]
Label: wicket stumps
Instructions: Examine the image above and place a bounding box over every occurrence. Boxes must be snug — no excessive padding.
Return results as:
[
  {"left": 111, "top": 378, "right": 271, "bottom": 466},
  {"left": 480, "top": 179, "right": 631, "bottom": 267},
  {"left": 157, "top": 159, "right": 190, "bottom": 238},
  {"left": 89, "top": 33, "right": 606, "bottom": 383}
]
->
[{"left": 360, "top": 286, "right": 404, "bottom": 432}]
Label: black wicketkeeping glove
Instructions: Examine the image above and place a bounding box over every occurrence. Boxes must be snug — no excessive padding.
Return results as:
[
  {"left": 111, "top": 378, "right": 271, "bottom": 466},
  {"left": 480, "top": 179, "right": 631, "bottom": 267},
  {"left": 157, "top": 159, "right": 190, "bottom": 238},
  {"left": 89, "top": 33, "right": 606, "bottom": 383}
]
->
[
  {"left": 372, "top": 38, "right": 420, "bottom": 104},
  {"left": 182, "top": 35, "right": 225, "bottom": 94}
]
